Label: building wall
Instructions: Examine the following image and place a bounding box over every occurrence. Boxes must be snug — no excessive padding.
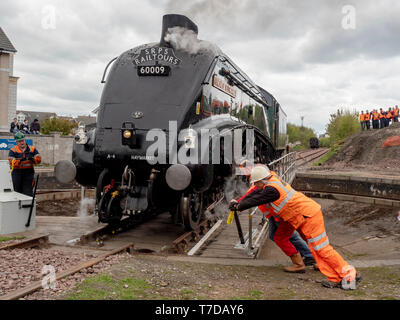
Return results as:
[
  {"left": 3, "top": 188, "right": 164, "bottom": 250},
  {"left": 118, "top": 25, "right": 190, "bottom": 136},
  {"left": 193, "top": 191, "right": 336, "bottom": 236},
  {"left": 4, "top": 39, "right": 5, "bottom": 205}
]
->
[
  {"left": 0, "top": 132, "right": 74, "bottom": 165},
  {"left": 0, "top": 53, "right": 10, "bottom": 132},
  {"left": 8, "top": 76, "right": 18, "bottom": 124}
]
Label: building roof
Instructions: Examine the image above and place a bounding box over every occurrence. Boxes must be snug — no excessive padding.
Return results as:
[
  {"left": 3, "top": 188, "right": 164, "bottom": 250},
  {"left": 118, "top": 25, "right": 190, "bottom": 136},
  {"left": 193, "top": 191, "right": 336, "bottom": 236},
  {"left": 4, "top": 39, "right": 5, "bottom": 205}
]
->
[
  {"left": 0, "top": 27, "right": 17, "bottom": 53},
  {"left": 75, "top": 115, "right": 97, "bottom": 126},
  {"left": 17, "top": 110, "right": 56, "bottom": 123}
]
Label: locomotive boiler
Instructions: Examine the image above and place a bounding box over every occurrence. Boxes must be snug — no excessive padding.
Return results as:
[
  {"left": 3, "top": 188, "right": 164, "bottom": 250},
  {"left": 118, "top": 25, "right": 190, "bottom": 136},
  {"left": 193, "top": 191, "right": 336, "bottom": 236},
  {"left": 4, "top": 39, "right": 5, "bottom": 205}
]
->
[{"left": 56, "top": 14, "right": 288, "bottom": 230}]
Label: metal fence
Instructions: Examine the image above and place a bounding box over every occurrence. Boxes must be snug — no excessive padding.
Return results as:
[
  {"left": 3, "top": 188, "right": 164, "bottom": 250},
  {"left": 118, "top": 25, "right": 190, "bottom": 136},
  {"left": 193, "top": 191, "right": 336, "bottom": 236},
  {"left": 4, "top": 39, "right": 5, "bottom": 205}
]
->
[{"left": 268, "top": 151, "right": 297, "bottom": 184}]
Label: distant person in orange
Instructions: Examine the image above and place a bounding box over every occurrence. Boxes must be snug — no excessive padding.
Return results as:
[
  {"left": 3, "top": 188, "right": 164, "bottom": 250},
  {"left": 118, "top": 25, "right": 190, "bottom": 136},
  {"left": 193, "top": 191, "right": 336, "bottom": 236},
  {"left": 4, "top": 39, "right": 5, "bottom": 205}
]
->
[
  {"left": 232, "top": 166, "right": 361, "bottom": 289},
  {"left": 371, "top": 109, "right": 380, "bottom": 129},
  {"left": 364, "top": 110, "right": 371, "bottom": 130},
  {"left": 379, "top": 108, "right": 386, "bottom": 128},
  {"left": 394, "top": 105, "right": 399, "bottom": 123},
  {"left": 359, "top": 111, "right": 365, "bottom": 131},
  {"left": 386, "top": 107, "right": 393, "bottom": 127}
]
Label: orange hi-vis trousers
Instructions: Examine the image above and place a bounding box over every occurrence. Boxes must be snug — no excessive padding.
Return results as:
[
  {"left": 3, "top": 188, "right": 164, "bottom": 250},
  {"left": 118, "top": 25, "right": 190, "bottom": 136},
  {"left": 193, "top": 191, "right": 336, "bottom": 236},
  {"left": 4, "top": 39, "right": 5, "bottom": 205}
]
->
[{"left": 298, "top": 210, "right": 351, "bottom": 283}]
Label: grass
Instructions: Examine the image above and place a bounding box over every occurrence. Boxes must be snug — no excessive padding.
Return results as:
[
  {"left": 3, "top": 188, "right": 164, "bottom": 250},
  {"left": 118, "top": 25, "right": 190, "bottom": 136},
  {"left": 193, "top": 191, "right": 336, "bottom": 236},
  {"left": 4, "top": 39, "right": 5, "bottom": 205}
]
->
[
  {"left": 0, "top": 235, "right": 25, "bottom": 242},
  {"left": 64, "top": 274, "right": 154, "bottom": 300},
  {"left": 313, "top": 148, "right": 338, "bottom": 166},
  {"left": 291, "top": 145, "right": 308, "bottom": 151},
  {"left": 231, "top": 290, "right": 265, "bottom": 300}
]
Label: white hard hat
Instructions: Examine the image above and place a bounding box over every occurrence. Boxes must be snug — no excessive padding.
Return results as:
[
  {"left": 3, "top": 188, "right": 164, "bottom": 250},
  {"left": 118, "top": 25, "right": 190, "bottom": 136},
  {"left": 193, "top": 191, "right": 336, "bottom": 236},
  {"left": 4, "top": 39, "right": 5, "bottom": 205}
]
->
[{"left": 250, "top": 166, "right": 271, "bottom": 184}]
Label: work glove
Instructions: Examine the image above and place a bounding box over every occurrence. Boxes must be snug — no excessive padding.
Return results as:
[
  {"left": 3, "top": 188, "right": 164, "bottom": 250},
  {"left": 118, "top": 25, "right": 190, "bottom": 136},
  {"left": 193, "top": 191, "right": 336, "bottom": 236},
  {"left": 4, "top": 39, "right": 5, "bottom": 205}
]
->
[{"left": 228, "top": 199, "right": 238, "bottom": 211}]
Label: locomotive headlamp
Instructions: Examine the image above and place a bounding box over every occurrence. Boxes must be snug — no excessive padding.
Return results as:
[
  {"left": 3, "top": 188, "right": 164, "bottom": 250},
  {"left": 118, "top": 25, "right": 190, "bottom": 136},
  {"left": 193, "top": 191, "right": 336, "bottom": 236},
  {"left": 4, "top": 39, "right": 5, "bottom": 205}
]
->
[
  {"left": 121, "top": 122, "right": 136, "bottom": 147},
  {"left": 123, "top": 130, "right": 132, "bottom": 139}
]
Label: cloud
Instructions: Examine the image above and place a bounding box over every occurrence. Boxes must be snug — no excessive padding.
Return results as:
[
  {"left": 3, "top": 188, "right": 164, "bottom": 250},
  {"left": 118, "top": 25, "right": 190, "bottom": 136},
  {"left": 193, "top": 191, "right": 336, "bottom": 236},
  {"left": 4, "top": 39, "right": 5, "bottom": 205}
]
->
[{"left": 0, "top": 0, "right": 399, "bottom": 135}]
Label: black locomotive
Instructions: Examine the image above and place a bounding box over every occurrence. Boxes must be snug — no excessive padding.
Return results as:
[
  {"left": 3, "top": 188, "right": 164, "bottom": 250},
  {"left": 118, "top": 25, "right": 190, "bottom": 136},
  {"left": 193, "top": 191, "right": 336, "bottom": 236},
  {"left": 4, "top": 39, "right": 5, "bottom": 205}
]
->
[
  {"left": 309, "top": 137, "right": 320, "bottom": 149},
  {"left": 56, "top": 14, "right": 288, "bottom": 230}
]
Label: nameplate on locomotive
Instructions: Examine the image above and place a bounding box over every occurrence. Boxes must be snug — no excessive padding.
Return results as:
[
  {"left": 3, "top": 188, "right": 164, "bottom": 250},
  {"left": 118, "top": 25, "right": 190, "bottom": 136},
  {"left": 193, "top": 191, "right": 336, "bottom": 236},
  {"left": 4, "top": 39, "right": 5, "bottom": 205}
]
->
[{"left": 133, "top": 47, "right": 181, "bottom": 66}]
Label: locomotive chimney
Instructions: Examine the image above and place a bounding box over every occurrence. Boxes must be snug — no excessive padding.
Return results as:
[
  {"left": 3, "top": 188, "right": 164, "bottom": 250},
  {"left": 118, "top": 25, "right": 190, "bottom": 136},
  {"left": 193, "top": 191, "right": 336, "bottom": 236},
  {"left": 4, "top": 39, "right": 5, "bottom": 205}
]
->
[{"left": 160, "top": 14, "right": 198, "bottom": 47}]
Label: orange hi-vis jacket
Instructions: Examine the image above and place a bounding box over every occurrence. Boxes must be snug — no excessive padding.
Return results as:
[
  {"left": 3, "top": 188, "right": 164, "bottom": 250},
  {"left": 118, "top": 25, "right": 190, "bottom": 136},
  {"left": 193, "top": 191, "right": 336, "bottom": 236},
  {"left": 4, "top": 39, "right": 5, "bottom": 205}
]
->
[
  {"left": 394, "top": 108, "right": 399, "bottom": 117},
  {"left": 379, "top": 111, "right": 385, "bottom": 119},
  {"left": 8, "top": 145, "right": 42, "bottom": 170},
  {"left": 386, "top": 111, "right": 393, "bottom": 119},
  {"left": 262, "top": 174, "right": 321, "bottom": 229},
  {"left": 364, "top": 113, "right": 371, "bottom": 121},
  {"left": 359, "top": 114, "right": 364, "bottom": 121},
  {"left": 372, "top": 111, "right": 379, "bottom": 120}
]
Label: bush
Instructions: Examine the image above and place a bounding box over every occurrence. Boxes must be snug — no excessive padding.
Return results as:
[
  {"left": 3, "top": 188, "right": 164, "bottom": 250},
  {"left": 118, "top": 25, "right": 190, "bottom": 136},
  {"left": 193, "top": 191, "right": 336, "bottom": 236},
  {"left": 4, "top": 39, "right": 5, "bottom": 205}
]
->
[
  {"left": 319, "top": 137, "right": 331, "bottom": 148},
  {"left": 41, "top": 117, "right": 78, "bottom": 135}
]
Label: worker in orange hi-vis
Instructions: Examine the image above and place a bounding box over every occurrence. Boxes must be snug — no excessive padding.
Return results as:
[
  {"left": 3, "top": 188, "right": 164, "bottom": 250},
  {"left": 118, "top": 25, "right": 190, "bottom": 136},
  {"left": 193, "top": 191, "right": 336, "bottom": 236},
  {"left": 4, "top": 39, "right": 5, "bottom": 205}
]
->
[
  {"left": 232, "top": 163, "right": 316, "bottom": 273},
  {"left": 359, "top": 111, "right": 365, "bottom": 131},
  {"left": 393, "top": 105, "right": 399, "bottom": 123},
  {"left": 231, "top": 166, "right": 362, "bottom": 289}
]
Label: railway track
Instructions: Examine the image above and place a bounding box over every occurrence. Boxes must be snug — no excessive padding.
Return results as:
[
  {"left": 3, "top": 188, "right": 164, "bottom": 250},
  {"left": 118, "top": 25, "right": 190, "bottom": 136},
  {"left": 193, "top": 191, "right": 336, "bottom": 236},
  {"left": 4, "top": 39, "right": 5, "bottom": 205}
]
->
[
  {"left": 0, "top": 209, "right": 224, "bottom": 300},
  {"left": 296, "top": 148, "right": 329, "bottom": 167}
]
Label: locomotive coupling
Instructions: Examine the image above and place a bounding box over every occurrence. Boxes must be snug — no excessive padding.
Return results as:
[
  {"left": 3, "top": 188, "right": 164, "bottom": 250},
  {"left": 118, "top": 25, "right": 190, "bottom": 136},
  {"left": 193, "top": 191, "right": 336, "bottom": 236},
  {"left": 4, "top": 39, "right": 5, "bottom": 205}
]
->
[{"left": 165, "top": 164, "right": 192, "bottom": 191}]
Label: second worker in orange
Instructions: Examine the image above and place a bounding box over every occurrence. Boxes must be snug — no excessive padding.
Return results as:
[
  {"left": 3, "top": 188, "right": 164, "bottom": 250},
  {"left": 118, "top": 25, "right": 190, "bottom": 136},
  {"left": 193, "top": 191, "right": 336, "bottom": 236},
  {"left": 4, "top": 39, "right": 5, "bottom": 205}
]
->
[{"left": 230, "top": 166, "right": 361, "bottom": 289}]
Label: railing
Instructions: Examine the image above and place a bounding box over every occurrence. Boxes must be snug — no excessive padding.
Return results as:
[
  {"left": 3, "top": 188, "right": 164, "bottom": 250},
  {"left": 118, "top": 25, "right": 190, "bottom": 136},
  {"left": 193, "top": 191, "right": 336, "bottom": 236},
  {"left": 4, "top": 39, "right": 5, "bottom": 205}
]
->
[{"left": 268, "top": 151, "right": 297, "bottom": 184}]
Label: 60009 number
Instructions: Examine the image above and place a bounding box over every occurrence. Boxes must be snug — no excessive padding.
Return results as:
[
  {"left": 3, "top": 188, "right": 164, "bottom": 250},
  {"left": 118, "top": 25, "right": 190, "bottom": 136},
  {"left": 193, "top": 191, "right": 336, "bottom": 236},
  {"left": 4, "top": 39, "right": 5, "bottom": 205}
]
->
[{"left": 138, "top": 65, "right": 170, "bottom": 76}]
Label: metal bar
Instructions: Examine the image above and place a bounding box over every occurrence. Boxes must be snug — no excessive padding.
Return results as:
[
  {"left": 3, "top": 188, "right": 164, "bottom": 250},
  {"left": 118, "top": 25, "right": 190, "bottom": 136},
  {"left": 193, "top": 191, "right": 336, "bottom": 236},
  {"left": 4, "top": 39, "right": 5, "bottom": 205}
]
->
[
  {"left": 101, "top": 56, "right": 118, "bottom": 83},
  {"left": 26, "top": 174, "right": 39, "bottom": 227},
  {"left": 248, "top": 213, "right": 252, "bottom": 253},
  {"left": 187, "top": 220, "right": 223, "bottom": 256},
  {"left": 253, "top": 219, "right": 269, "bottom": 249},
  {"left": 234, "top": 210, "right": 245, "bottom": 244}
]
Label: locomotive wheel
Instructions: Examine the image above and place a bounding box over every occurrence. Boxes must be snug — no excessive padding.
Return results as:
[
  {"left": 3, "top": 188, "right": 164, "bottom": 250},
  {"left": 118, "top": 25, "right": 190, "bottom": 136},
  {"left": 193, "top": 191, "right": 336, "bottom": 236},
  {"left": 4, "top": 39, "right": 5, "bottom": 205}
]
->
[
  {"left": 96, "top": 168, "right": 111, "bottom": 203},
  {"left": 181, "top": 193, "right": 203, "bottom": 231}
]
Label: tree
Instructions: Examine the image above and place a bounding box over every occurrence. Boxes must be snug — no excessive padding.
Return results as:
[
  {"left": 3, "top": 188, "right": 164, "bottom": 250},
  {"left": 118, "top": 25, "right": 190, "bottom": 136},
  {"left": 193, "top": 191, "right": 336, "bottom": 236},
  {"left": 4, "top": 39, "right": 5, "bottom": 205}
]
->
[
  {"left": 40, "top": 117, "right": 78, "bottom": 135},
  {"left": 326, "top": 108, "right": 360, "bottom": 146}
]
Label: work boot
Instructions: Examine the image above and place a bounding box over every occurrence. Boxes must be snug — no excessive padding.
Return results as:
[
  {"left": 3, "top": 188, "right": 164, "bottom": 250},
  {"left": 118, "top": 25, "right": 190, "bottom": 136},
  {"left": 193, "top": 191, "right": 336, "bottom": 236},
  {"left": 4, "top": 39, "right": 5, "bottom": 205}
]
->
[
  {"left": 284, "top": 253, "right": 306, "bottom": 273},
  {"left": 313, "top": 263, "right": 320, "bottom": 271},
  {"left": 321, "top": 280, "right": 341, "bottom": 289},
  {"left": 322, "top": 273, "right": 362, "bottom": 290},
  {"left": 303, "top": 256, "right": 316, "bottom": 266}
]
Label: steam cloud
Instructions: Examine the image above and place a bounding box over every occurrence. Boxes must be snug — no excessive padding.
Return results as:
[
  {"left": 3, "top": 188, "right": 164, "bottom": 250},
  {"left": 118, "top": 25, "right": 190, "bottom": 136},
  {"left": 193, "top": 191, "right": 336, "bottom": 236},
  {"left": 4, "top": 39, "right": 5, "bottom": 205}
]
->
[
  {"left": 164, "top": 26, "right": 219, "bottom": 55},
  {"left": 77, "top": 197, "right": 95, "bottom": 217}
]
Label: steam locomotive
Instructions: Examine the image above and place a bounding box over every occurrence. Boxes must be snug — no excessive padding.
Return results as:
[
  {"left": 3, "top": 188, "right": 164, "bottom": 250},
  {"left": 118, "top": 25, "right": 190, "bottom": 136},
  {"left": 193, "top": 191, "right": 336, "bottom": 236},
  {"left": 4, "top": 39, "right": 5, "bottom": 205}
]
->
[{"left": 56, "top": 14, "right": 288, "bottom": 230}]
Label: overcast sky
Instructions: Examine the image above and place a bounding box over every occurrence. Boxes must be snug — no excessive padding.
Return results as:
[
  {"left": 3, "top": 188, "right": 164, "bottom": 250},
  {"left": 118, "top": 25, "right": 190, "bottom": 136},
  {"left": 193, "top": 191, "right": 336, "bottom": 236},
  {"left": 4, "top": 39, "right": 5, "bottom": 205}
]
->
[{"left": 1, "top": 0, "right": 399, "bottom": 134}]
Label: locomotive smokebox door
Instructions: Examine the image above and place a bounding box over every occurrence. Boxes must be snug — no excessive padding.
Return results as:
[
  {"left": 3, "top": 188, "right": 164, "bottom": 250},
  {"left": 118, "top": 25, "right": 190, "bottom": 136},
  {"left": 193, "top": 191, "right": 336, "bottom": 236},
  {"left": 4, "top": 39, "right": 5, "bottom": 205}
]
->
[{"left": 121, "top": 122, "right": 137, "bottom": 147}]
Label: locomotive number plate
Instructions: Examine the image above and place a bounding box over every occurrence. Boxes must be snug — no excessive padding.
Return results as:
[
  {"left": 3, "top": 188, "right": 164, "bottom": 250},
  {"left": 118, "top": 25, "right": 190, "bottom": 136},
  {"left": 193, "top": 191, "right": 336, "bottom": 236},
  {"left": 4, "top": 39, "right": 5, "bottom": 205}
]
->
[{"left": 137, "top": 65, "right": 170, "bottom": 76}]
